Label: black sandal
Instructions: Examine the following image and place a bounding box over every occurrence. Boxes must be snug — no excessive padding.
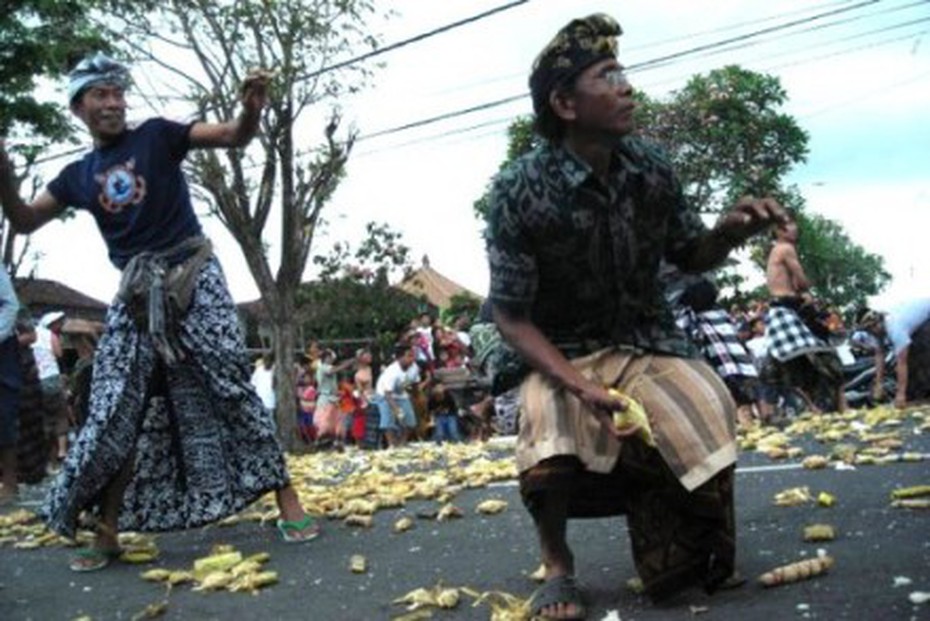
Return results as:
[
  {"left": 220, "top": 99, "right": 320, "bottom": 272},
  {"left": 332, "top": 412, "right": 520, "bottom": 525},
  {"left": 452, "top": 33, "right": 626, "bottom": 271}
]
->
[{"left": 529, "top": 574, "right": 587, "bottom": 620}]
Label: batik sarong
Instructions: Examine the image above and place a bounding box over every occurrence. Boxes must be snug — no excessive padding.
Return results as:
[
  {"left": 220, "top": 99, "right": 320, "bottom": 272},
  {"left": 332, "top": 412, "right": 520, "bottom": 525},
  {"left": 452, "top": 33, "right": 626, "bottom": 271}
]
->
[
  {"left": 42, "top": 257, "right": 288, "bottom": 537},
  {"left": 517, "top": 348, "right": 737, "bottom": 599}
]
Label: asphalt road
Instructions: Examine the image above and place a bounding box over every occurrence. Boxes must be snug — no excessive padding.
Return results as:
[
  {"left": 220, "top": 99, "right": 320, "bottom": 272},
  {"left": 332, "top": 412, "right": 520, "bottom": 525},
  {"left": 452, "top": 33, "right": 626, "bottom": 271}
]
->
[{"left": 1, "top": 420, "right": 928, "bottom": 621}]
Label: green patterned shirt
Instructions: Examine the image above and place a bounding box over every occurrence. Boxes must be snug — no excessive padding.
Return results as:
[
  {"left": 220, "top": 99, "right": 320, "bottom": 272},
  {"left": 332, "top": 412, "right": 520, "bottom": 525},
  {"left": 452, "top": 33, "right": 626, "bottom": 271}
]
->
[{"left": 486, "top": 136, "right": 704, "bottom": 371}]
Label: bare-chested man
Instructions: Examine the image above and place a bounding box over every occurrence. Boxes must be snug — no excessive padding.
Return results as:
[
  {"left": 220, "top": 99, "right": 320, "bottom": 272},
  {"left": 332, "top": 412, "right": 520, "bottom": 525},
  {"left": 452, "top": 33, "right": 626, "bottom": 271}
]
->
[
  {"left": 766, "top": 218, "right": 811, "bottom": 300},
  {"left": 762, "top": 215, "right": 847, "bottom": 415}
]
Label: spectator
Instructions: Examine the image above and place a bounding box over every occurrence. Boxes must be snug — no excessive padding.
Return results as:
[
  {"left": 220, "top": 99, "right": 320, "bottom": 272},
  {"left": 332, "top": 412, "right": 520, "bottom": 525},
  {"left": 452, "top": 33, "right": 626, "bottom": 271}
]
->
[
  {"left": 0, "top": 266, "right": 22, "bottom": 504},
  {"left": 860, "top": 299, "right": 930, "bottom": 408},
  {"left": 428, "top": 383, "right": 462, "bottom": 444},
  {"left": 67, "top": 332, "right": 98, "bottom": 431},
  {"left": 314, "top": 349, "right": 355, "bottom": 450},
  {"left": 373, "top": 345, "right": 418, "bottom": 448},
  {"left": 250, "top": 353, "right": 276, "bottom": 416},
  {"left": 33, "top": 311, "right": 69, "bottom": 468}
]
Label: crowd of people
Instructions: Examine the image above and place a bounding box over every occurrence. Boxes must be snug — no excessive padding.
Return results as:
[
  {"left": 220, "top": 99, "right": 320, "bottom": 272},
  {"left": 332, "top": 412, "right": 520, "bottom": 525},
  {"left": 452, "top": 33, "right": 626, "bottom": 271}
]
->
[{"left": 267, "top": 311, "right": 486, "bottom": 453}]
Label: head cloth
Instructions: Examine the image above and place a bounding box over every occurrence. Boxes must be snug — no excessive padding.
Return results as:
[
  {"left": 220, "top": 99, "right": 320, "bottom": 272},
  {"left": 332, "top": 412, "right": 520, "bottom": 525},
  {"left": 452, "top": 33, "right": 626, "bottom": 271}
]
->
[
  {"left": 68, "top": 52, "right": 131, "bottom": 105},
  {"left": 529, "top": 13, "right": 623, "bottom": 115}
]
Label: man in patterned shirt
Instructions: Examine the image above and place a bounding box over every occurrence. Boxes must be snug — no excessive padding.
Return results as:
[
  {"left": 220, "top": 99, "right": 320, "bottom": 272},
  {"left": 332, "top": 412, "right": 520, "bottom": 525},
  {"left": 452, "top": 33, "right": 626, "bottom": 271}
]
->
[{"left": 485, "top": 14, "right": 787, "bottom": 617}]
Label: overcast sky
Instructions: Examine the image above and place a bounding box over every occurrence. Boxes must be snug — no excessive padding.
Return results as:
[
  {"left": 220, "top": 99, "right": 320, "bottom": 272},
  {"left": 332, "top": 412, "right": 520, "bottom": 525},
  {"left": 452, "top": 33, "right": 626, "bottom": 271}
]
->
[{"left": 22, "top": 0, "right": 930, "bottom": 311}]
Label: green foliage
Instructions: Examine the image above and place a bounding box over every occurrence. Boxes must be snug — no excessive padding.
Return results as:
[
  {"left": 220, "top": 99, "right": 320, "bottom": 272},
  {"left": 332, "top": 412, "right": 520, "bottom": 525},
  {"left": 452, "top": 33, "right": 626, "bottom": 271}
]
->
[
  {"left": 303, "top": 221, "right": 419, "bottom": 349},
  {"left": 794, "top": 210, "right": 891, "bottom": 310},
  {"left": 0, "top": 0, "right": 109, "bottom": 138},
  {"left": 440, "top": 292, "right": 482, "bottom": 326},
  {"left": 634, "top": 65, "right": 808, "bottom": 214},
  {"left": 296, "top": 277, "right": 423, "bottom": 349},
  {"left": 313, "top": 221, "right": 412, "bottom": 285}
]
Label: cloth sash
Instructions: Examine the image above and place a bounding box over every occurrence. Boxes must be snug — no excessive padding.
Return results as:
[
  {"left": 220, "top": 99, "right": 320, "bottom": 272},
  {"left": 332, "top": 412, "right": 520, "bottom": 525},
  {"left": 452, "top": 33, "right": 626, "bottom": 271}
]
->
[{"left": 116, "top": 236, "right": 213, "bottom": 365}]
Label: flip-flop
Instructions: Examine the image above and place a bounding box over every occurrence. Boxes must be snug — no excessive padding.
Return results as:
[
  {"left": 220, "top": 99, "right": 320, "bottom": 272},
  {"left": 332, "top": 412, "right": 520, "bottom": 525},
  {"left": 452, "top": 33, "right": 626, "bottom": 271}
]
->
[
  {"left": 276, "top": 515, "right": 321, "bottom": 543},
  {"left": 529, "top": 574, "right": 587, "bottom": 620},
  {"left": 69, "top": 547, "right": 122, "bottom": 573}
]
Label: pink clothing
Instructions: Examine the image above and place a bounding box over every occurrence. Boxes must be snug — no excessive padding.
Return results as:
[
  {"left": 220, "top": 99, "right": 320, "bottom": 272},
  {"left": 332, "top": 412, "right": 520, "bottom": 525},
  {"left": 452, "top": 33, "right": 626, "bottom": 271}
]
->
[{"left": 314, "top": 401, "right": 344, "bottom": 437}]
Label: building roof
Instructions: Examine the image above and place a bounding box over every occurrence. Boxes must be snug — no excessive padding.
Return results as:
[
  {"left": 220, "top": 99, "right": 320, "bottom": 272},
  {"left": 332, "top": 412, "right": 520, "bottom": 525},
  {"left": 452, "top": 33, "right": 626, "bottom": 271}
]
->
[
  {"left": 397, "top": 256, "right": 483, "bottom": 310},
  {"left": 14, "top": 277, "right": 108, "bottom": 321}
]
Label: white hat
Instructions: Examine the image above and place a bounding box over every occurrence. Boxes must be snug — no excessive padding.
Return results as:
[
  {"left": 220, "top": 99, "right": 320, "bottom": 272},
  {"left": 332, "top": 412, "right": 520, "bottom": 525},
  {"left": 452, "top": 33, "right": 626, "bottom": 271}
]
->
[{"left": 39, "top": 311, "right": 66, "bottom": 328}]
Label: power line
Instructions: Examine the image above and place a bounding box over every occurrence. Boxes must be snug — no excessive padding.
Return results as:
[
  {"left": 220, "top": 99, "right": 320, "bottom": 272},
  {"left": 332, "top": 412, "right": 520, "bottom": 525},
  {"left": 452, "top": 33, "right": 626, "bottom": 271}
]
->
[
  {"left": 639, "top": 0, "right": 929, "bottom": 72},
  {"left": 294, "top": 0, "right": 530, "bottom": 82},
  {"left": 355, "top": 23, "right": 928, "bottom": 158},
  {"left": 423, "top": 0, "right": 864, "bottom": 99},
  {"left": 355, "top": 0, "right": 900, "bottom": 141},
  {"left": 632, "top": 0, "right": 881, "bottom": 70}
]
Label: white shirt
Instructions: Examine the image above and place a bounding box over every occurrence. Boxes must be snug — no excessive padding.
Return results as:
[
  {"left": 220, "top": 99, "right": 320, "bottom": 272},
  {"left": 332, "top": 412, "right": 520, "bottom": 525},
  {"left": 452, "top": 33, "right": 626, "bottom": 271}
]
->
[
  {"left": 745, "top": 335, "right": 769, "bottom": 363},
  {"left": 250, "top": 365, "right": 275, "bottom": 410},
  {"left": 885, "top": 298, "right": 930, "bottom": 355},
  {"left": 33, "top": 326, "right": 61, "bottom": 381},
  {"left": 376, "top": 361, "right": 412, "bottom": 397}
]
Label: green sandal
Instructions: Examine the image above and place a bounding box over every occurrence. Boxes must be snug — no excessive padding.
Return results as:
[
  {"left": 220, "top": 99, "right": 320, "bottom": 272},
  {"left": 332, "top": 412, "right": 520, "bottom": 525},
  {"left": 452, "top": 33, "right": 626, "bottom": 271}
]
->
[
  {"left": 69, "top": 547, "right": 122, "bottom": 573},
  {"left": 276, "top": 515, "right": 321, "bottom": 543}
]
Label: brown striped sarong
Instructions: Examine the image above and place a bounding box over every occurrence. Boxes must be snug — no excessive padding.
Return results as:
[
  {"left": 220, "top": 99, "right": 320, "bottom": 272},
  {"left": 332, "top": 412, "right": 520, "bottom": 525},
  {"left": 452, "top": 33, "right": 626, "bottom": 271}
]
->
[
  {"left": 516, "top": 348, "right": 737, "bottom": 491},
  {"left": 517, "top": 348, "right": 738, "bottom": 599}
]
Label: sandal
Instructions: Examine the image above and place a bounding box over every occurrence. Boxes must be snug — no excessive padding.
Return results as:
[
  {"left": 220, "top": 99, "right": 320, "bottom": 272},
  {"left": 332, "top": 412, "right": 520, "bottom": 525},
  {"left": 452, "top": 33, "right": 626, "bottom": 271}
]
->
[
  {"left": 69, "top": 547, "right": 122, "bottom": 573},
  {"left": 529, "top": 574, "right": 587, "bottom": 620},
  {"left": 276, "top": 515, "right": 321, "bottom": 543}
]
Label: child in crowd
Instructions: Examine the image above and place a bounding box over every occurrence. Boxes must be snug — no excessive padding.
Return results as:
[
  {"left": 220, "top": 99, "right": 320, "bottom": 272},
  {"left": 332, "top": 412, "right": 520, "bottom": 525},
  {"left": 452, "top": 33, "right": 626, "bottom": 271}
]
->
[{"left": 428, "top": 383, "right": 461, "bottom": 444}]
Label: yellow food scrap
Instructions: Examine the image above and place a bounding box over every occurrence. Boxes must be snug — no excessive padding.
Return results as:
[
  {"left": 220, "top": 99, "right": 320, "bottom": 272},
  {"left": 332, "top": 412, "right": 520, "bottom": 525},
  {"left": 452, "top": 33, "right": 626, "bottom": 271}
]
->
[
  {"left": 476, "top": 499, "right": 508, "bottom": 515},
  {"left": 626, "top": 576, "right": 645, "bottom": 594},
  {"left": 528, "top": 563, "right": 546, "bottom": 582},
  {"left": 890, "top": 485, "right": 930, "bottom": 500},
  {"left": 121, "top": 549, "right": 159, "bottom": 564},
  {"left": 773, "top": 486, "right": 813, "bottom": 506},
  {"left": 192, "top": 551, "right": 242, "bottom": 580},
  {"left": 817, "top": 492, "right": 836, "bottom": 507},
  {"left": 802, "top": 524, "right": 836, "bottom": 542},
  {"left": 130, "top": 600, "right": 168, "bottom": 620},
  {"left": 758, "top": 555, "right": 834, "bottom": 587},
  {"left": 140, "top": 568, "right": 171, "bottom": 582},
  {"left": 192, "top": 571, "right": 234, "bottom": 592},
  {"left": 344, "top": 514, "right": 373, "bottom": 528},
  {"left": 891, "top": 498, "right": 930, "bottom": 510},
  {"left": 227, "top": 570, "right": 278, "bottom": 593},
  {"left": 802, "top": 455, "right": 829, "bottom": 469},
  {"left": 436, "top": 504, "right": 463, "bottom": 522},
  {"left": 608, "top": 388, "right": 655, "bottom": 446},
  {"left": 167, "top": 571, "right": 194, "bottom": 585},
  {"left": 394, "top": 516, "right": 414, "bottom": 533}
]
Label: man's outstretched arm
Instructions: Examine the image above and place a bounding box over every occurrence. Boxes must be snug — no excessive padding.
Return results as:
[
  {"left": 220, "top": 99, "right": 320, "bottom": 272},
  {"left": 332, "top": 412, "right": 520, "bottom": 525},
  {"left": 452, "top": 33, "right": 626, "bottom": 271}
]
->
[{"left": 0, "top": 140, "right": 66, "bottom": 234}]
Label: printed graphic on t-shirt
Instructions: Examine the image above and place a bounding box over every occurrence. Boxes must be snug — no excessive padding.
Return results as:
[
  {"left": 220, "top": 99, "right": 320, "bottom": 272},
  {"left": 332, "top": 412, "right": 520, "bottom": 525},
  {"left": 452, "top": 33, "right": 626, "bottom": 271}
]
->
[{"left": 94, "top": 158, "right": 147, "bottom": 213}]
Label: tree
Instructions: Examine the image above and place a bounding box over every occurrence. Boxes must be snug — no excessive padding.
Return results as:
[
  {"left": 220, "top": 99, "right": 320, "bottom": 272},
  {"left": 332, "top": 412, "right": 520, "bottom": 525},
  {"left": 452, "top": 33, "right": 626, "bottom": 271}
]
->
[
  {"left": 301, "top": 221, "right": 422, "bottom": 356},
  {"left": 634, "top": 65, "right": 809, "bottom": 214},
  {"left": 441, "top": 292, "right": 482, "bottom": 327},
  {"left": 94, "top": 0, "right": 384, "bottom": 448},
  {"left": 0, "top": 0, "right": 108, "bottom": 272}
]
